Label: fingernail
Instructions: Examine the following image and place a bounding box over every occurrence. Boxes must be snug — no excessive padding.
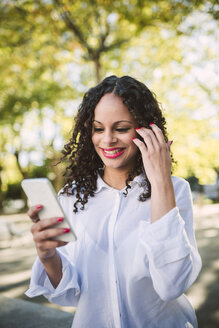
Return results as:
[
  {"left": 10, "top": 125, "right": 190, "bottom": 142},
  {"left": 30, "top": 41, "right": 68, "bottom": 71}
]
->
[
  {"left": 57, "top": 217, "right": 64, "bottom": 222},
  {"left": 37, "top": 205, "right": 42, "bottom": 209},
  {"left": 149, "top": 123, "right": 153, "bottom": 126},
  {"left": 64, "top": 228, "right": 70, "bottom": 233},
  {"left": 169, "top": 140, "right": 173, "bottom": 145},
  {"left": 135, "top": 127, "right": 142, "bottom": 130},
  {"left": 132, "top": 137, "right": 136, "bottom": 140}
]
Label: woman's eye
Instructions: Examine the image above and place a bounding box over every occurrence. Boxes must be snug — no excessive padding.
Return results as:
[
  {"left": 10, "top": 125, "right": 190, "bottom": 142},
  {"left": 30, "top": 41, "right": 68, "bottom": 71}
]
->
[
  {"left": 93, "top": 127, "right": 104, "bottom": 132},
  {"left": 116, "top": 128, "right": 130, "bottom": 132}
]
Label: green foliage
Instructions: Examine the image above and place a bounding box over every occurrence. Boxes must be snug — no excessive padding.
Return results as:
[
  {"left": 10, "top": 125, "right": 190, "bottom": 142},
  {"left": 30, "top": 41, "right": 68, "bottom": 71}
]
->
[
  {"left": 3, "top": 182, "right": 23, "bottom": 200},
  {"left": 0, "top": 0, "right": 218, "bottom": 205},
  {"left": 0, "top": 0, "right": 75, "bottom": 125}
]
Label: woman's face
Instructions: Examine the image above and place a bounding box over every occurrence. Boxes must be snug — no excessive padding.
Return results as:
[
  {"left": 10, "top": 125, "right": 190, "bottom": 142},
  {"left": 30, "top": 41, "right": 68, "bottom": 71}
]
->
[{"left": 92, "top": 93, "right": 138, "bottom": 172}]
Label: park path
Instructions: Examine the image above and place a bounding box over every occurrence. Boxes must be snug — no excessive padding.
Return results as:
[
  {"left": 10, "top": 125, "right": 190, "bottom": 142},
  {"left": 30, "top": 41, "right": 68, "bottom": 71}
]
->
[{"left": 0, "top": 204, "right": 219, "bottom": 328}]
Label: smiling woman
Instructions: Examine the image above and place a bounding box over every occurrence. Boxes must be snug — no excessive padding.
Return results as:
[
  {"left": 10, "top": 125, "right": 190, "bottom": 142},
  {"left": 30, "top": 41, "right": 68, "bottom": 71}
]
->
[
  {"left": 59, "top": 75, "right": 172, "bottom": 210},
  {"left": 25, "top": 75, "right": 202, "bottom": 328}
]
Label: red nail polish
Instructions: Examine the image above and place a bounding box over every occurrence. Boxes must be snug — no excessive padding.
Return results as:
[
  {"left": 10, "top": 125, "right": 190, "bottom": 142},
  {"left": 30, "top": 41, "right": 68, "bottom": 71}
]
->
[
  {"left": 136, "top": 127, "right": 142, "bottom": 130},
  {"left": 132, "top": 137, "right": 136, "bottom": 140},
  {"left": 57, "top": 217, "right": 64, "bottom": 222},
  {"left": 37, "top": 205, "right": 42, "bottom": 209},
  {"left": 64, "top": 228, "right": 70, "bottom": 233},
  {"left": 149, "top": 123, "right": 153, "bottom": 126}
]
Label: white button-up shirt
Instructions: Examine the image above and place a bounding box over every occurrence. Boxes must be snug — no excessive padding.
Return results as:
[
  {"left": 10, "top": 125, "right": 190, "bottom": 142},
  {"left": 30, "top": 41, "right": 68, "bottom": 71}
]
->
[{"left": 26, "top": 174, "right": 202, "bottom": 328}]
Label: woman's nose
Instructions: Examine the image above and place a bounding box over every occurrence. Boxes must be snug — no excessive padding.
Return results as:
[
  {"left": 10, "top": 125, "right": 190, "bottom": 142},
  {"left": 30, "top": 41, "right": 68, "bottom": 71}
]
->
[{"left": 103, "top": 131, "right": 117, "bottom": 144}]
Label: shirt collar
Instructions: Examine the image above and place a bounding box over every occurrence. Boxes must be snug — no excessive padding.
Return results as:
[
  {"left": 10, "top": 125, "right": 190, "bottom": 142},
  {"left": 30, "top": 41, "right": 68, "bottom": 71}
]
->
[{"left": 95, "top": 172, "right": 146, "bottom": 194}]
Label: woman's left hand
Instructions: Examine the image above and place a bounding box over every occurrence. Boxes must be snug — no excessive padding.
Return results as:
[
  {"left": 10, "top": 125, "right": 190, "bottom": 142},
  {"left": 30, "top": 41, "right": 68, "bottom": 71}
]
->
[{"left": 133, "top": 124, "right": 173, "bottom": 186}]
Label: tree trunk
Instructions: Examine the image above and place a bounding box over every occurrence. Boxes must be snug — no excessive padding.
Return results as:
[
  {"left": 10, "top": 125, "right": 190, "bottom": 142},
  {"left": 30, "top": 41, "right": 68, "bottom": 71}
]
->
[
  {"left": 14, "top": 150, "right": 28, "bottom": 180},
  {"left": 94, "top": 57, "right": 101, "bottom": 83}
]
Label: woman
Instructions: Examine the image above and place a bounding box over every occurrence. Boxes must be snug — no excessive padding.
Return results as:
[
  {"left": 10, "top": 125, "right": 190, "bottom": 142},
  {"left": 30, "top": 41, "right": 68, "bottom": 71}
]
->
[{"left": 26, "top": 75, "right": 202, "bottom": 328}]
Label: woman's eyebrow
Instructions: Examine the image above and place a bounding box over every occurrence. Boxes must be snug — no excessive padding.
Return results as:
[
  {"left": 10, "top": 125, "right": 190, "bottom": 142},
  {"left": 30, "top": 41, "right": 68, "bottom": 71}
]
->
[{"left": 93, "top": 120, "right": 133, "bottom": 124}]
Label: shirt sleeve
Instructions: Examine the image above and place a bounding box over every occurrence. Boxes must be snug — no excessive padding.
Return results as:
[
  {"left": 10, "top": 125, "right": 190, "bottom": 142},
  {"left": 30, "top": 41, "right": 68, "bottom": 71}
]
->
[
  {"left": 25, "top": 243, "right": 80, "bottom": 307},
  {"left": 139, "top": 179, "right": 202, "bottom": 301}
]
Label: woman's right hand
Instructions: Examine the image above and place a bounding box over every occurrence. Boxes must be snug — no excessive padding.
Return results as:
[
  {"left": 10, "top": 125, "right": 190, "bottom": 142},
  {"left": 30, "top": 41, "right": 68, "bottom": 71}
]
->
[{"left": 27, "top": 205, "right": 69, "bottom": 262}]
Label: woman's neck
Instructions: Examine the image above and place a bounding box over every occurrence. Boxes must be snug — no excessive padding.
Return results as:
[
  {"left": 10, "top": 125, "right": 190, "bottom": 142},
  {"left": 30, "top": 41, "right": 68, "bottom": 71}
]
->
[{"left": 103, "top": 168, "right": 131, "bottom": 190}]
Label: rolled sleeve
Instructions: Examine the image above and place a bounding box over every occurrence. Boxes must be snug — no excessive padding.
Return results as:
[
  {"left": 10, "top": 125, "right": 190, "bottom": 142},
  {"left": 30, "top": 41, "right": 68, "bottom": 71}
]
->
[
  {"left": 139, "top": 207, "right": 191, "bottom": 268},
  {"left": 25, "top": 249, "right": 80, "bottom": 306},
  {"left": 138, "top": 179, "right": 202, "bottom": 301}
]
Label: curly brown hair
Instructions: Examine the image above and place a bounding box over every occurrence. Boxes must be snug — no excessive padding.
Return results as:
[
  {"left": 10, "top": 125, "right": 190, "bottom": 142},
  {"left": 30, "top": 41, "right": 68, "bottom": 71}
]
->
[{"left": 61, "top": 75, "right": 174, "bottom": 213}]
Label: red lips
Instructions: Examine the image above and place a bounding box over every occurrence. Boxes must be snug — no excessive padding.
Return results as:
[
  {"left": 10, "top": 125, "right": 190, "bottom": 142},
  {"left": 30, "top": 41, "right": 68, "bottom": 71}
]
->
[{"left": 100, "top": 147, "right": 126, "bottom": 158}]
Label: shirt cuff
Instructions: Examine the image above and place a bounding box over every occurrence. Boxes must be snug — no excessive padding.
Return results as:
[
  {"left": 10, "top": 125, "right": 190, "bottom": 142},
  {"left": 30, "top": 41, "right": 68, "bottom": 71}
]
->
[
  {"left": 139, "top": 207, "right": 191, "bottom": 268},
  {"left": 25, "top": 249, "right": 80, "bottom": 298}
]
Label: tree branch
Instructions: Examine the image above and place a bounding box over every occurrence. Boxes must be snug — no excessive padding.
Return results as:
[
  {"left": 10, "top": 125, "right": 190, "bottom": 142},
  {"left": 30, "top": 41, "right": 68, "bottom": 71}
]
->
[{"left": 53, "top": 0, "right": 92, "bottom": 52}]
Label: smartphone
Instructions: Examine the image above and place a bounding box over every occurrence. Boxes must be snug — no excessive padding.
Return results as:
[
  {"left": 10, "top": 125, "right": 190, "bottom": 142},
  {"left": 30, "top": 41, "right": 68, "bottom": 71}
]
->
[{"left": 21, "top": 178, "right": 77, "bottom": 243}]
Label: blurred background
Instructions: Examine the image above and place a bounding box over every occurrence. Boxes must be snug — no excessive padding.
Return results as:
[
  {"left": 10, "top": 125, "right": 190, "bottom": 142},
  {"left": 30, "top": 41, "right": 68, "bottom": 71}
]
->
[{"left": 0, "top": 0, "right": 218, "bottom": 327}]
